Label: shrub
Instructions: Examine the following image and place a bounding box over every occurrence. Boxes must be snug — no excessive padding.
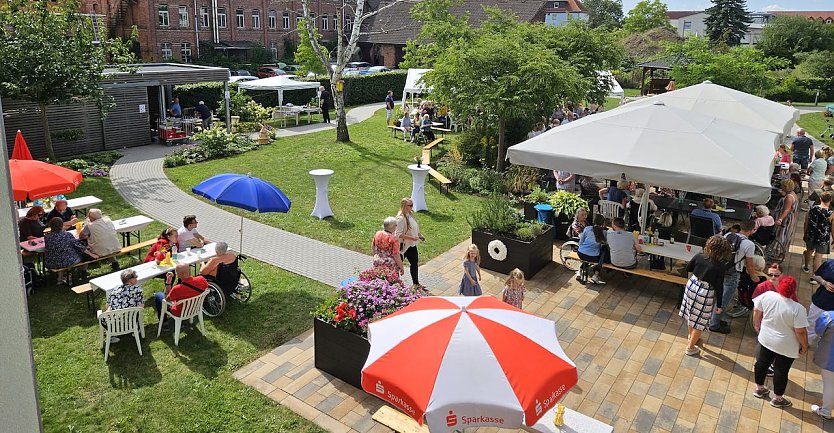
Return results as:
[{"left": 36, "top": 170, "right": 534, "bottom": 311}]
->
[
  {"left": 163, "top": 126, "right": 262, "bottom": 167},
  {"left": 55, "top": 150, "right": 122, "bottom": 177},
  {"left": 549, "top": 190, "right": 589, "bottom": 218},
  {"left": 220, "top": 91, "right": 271, "bottom": 122},
  {"left": 504, "top": 165, "right": 541, "bottom": 194},
  {"left": 467, "top": 194, "right": 519, "bottom": 235},
  {"left": 468, "top": 167, "right": 505, "bottom": 195},
  {"left": 524, "top": 185, "right": 550, "bottom": 204},
  {"left": 514, "top": 221, "right": 547, "bottom": 241}
]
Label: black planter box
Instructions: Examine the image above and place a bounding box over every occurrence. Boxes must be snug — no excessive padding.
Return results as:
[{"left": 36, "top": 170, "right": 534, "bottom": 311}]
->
[
  {"left": 472, "top": 225, "right": 554, "bottom": 278},
  {"left": 313, "top": 317, "right": 370, "bottom": 389},
  {"left": 552, "top": 213, "right": 572, "bottom": 241}
]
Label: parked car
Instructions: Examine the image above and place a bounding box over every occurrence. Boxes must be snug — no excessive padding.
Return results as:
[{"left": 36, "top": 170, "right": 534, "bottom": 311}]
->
[
  {"left": 257, "top": 66, "right": 289, "bottom": 78},
  {"left": 229, "top": 76, "right": 259, "bottom": 83},
  {"left": 364, "top": 66, "right": 391, "bottom": 75},
  {"left": 284, "top": 64, "right": 301, "bottom": 72},
  {"left": 347, "top": 61, "right": 371, "bottom": 71},
  {"left": 230, "top": 69, "right": 252, "bottom": 76},
  {"left": 343, "top": 68, "right": 361, "bottom": 76}
]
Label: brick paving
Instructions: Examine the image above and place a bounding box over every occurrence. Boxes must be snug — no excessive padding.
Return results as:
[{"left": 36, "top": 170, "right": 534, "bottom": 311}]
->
[
  {"left": 108, "top": 103, "right": 441, "bottom": 288},
  {"left": 238, "top": 212, "right": 834, "bottom": 433}
]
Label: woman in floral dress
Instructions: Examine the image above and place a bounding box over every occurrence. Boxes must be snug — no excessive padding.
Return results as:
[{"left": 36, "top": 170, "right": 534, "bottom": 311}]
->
[{"left": 372, "top": 217, "right": 404, "bottom": 274}]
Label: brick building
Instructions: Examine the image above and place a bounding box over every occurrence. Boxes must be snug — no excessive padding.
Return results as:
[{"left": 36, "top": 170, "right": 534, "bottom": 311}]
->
[{"left": 80, "top": 0, "right": 343, "bottom": 63}]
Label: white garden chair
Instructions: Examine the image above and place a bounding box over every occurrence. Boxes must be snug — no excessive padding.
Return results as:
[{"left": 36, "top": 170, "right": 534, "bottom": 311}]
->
[
  {"left": 97, "top": 306, "right": 144, "bottom": 361},
  {"left": 156, "top": 290, "right": 209, "bottom": 346},
  {"left": 597, "top": 200, "right": 625, "bottom": 221},
  {"left": 271, "top": 108, "right": 288, "bottom": 128}
]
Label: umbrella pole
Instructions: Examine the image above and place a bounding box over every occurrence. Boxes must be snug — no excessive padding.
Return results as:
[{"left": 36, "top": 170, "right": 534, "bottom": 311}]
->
[
  {"left": 640, "top": 186, "right": 649, "bottom": 234},
  {"left": 239, "top": 215, "right": 244, "bottom": 255}
]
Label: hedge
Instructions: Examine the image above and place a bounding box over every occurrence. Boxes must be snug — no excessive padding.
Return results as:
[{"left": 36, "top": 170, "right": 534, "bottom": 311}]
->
[{"left": 174, "top": 70, "right": 407, "bottom": 110}]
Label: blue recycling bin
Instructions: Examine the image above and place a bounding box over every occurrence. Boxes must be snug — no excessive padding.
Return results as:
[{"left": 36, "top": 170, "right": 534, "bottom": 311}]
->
[{"left": 533, "top": 203, "right": 554, "bottom": 225}]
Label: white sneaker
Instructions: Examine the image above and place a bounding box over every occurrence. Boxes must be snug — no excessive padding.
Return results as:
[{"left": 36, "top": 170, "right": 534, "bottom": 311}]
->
[
  {"left": 812, "top": 404, "right": 833, "bottom": 420},
  {"left": 590, "top": 274, "right": 605, "bottom": 285}
]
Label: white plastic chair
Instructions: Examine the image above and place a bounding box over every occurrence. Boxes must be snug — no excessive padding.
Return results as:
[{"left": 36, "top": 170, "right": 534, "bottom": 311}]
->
[
  {"left": 598, "top": 200, "right": 625, "bottom": 221},
  {"left": 271, "top": 108, "right": 287, "bottom": 128},
  {"left": 97, "top": 307, "right": 144, "bottom": 361},
  {"left": 156, "top": 290, "right": 209, "bottom": 346}
]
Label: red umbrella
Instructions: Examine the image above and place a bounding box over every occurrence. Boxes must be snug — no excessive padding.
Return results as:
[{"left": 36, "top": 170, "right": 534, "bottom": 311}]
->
[
  {"left": 11, "top": 130, "right": 33, "bottom": 160},
  {"left": 9, "top": 159, "right": 82, "bottom": 201}
]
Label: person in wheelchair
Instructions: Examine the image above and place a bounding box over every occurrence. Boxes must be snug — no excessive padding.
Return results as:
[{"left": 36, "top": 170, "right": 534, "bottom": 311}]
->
[
  {"left": 750, "top": 205, "right": 775, "bottom": 246},
  {"left": 567, "top": 208, "right": 588, "bottom": 240},
  {"left": 200, "top": 241, "right": 238, "bottom": 296}
]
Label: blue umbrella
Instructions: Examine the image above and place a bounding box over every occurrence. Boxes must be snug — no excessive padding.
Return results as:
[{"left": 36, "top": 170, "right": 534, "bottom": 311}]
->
[{"left": 192, "top": 173, "right": 291, "bottom": 254}]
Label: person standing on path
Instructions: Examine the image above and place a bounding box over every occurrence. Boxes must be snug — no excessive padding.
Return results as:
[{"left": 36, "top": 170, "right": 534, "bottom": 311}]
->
[
  {"left": 803, "top": 191, "right": 834, "bottom": 276},
  {"left": 395, "top": 197, "right": 424, "bottom": 286},
  {"left": 195, "top": 101, "right": 213, "bottom": 130},
  {"left": 680, "top": 235, "right": 731, "bottom": 357},
  {"left": 752, "top": 276, "right": 808, "bottom": 408},
  {"left": 319, "top": 86, "right": 332, "bottom": 124},
  {"left": 385, "top": 90, "right": 395, "bottom": 125},
  {"left": 459, "top": 244, "right": 482, "bottom": 296},
  {"left": 791, "top": 128, "right": 814, "bottom": 171}
]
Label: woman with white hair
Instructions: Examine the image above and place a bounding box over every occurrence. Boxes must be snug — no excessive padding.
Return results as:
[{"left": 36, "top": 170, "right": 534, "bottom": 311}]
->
[
  {"left": 200, "top": 241, "right": 236, "bottom": 279},
  {"left": 372, "top": 217, "right": 404, "bottom": 274}
]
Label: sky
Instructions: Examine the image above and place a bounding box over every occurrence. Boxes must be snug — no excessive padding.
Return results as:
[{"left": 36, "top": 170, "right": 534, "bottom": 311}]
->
[{"left": 622, "top": 0, "right": 832, "bottom": 13}]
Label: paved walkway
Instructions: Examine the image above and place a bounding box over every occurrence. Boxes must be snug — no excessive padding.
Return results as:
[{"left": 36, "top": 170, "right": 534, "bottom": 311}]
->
[{"left": 110, "top": 103, "right": 440, "bottom": 288}]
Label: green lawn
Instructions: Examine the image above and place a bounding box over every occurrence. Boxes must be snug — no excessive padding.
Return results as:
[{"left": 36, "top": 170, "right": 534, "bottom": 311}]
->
[
  {"left": 793, "top": 101, "right": 834, "bottom": 107},
  {"left": 167, "top": 109, "right": 486, "bottom": 261},
  {"left": 797, "top": 112, "right": 834, "bottom": 147},
  {"left": 31, "top": 177, "right": 327, "bottom": 433}
]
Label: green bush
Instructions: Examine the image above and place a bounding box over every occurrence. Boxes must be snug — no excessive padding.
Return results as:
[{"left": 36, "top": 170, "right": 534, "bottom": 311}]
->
[
  {"left": 549, "top": 190, "right": 589, "bottom": 218},
  {"left": 504, "top": 165, "right": 541, "bottom": 194},
  {"left": 55, "top": 150, "right": 122, "bottom": 177},
  {"left": 514, "top": 221, "right": 547, "bottom": 241},
  {"left": 524, "top": 185, "right": 550, "bottom": 204},
  {"left": 468, "top": 168, "right": 505, "bottom": 195},
  {"left": 163, "top": 126, "right": 261, "bottom": 167},
  {"left": 175, "top": 81, "right": 229, "bottom": 111}
]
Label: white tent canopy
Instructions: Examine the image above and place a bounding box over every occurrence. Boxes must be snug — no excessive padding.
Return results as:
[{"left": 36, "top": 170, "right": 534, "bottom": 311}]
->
[
  {"left": 402, "top": 68, "right": 433, "bottom": 107},
  {"left": 238, "top": 75, "right": 321, "bottom": 106},
  {"left": 508, "top": 101, "right": 779, "bottom": 204},
  {"left": 628, "top": 80, "right": 799, "bottom": 139},
  {"left": 598, "top": 70, "right": 624, "bottom": 99}
]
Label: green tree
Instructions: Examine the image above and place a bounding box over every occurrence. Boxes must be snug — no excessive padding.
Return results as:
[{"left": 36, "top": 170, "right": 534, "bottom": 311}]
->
[
  {"left": 703, "top": 0, "right": 752, "bottom": 46},
  {"left": 401, "top": 0, "right": 472, "bottom": 68},
  {"left": 416, "top": 7, "right": 621, "bottom": 170},
  {"left": 623, "top": 0, "right": 672, "bottom": 33},
  {"left": 758, "top": 15, "right": 834, "bottom": 64},
  {"left": 666, "top": 37, "right": 787, "bottom": 95},
  {"left": 0, "top": 0, "right": 136, "bottom": 160},
  {"left": 294, "top": 19, "right": 328, "bottom": 76},
  {"left": 584, "top": 0, "right": 623, "bottom": 29}
]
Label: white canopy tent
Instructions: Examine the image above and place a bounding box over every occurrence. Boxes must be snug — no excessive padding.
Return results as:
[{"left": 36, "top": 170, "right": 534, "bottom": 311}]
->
[
  {"left": 508, "top": 101, "right": 779, "bottom": 205},
  {"left": 627, "top": 80, "right": 799, "bottom": 139},
  {"left": 599, "top": 70, "right": 624, "bottom": 100},
  {"left": 401, "top": 68, "right": 433, "bottom": 107},
  {"left": 238, "top": 75, "right": 321, "bottom": 106}
]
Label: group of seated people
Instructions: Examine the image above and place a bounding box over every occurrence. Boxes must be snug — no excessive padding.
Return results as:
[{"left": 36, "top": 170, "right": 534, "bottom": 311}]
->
[{"left": 395, "top": 100, "right": 452, "bottom": 142}]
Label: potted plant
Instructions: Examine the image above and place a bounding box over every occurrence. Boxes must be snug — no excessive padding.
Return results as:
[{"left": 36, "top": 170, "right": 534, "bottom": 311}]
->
[
  {"left": 549, "top": 190, "right": 589, "bottom": 240},
  {"left": 469, "top": 194, "right": 553, "bottom": 278},
  {"left": 312, "top": 268, "right": 428, "bottom": 388},
  {"left": 522, "top": 185, "right": 550, "bottom": 221}
]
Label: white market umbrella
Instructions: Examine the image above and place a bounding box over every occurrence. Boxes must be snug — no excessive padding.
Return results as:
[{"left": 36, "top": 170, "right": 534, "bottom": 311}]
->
[
  {"left": 361, "top": 296, "right": 577, "bottom": 433},
  {"left": 628, "top": 80, "right": 799, "bottom": 139},
  {"left": 238, "top": 75, "right": 321, "bottom": 106},
  {"left": 508, "top": 101, "right": 778, "bottom": 206}
]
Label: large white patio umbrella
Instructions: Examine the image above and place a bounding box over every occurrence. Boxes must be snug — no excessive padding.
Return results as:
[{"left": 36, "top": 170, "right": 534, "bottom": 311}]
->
[
  {"left": 508, "top": 101, "right": 778, "bottom": 206},
  {"left": 361, "top": 296, "right": 577, "bottom": 432},
  {"left": 627, "top": 80, "right": 799, "bottom": 139},
  {"left": 238, "top": 75, "right": 321, "bottom": 106}
]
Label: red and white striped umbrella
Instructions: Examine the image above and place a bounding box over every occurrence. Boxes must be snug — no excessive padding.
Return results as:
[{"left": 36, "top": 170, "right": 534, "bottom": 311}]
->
[{"left": 361, "top": 296, "right": 577, "bottom": 432}]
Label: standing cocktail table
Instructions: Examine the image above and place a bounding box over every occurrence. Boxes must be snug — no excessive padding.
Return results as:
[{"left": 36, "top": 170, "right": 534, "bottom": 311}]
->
[
  {"left": 407, "top": 164, "right": 430, "bottom": 212},
  {"left": 309, "top": 169, "right": 334, "bottom": 219}
]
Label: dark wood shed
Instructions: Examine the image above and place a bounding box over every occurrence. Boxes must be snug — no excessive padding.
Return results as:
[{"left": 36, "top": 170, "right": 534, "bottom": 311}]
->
[{"left": 3, "top": 63, "right": 229, "bottom": 160}]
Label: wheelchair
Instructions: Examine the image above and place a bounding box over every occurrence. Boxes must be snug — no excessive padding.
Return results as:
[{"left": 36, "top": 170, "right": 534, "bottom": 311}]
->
[
  {"left": 750, "top": 225, "right": 784, "bottom": 263},
  {"left": 202, "top": 255, "right": 253, "bottom": 318}
]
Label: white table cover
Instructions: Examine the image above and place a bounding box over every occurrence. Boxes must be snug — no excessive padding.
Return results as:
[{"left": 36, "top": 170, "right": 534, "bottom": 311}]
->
[
  {"left": 408, "top": 164, "right": 430, "bottom": 212},
  {"left": 309, "top": 169, "right": 334, "bottom": 219}
]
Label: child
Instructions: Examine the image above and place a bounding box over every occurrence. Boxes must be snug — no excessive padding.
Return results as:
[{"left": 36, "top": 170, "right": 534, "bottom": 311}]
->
[
  {"left": 502, "top": 268, "right": 525, "bottom": 309},
  {"left": 459, "top": 244, "right": 482, "bottom": 296}
]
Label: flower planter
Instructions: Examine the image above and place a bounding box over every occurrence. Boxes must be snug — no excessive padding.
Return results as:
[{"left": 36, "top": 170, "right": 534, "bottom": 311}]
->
[
  {"left": 313, "top": 317, "right": 370, "bottom": 389},
  {"left": 472, "top": 225, "right": 554, "bottom": 278},
  {"left": 552, "top": 213, "right": 573, "bottom": 241}
]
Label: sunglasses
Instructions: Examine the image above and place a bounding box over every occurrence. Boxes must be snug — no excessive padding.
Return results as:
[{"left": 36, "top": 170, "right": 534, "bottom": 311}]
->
[
  {"left": 406, "top": 203, "right": 413, "bottom": 207},
  {"left": 768, "top": 273, "right": 781, "bottom": 278}
]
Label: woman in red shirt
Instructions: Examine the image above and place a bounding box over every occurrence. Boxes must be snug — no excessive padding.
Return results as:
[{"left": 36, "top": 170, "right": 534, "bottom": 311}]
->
[{"left": 144, "top": 228, "right": 178, "bottom": 263}]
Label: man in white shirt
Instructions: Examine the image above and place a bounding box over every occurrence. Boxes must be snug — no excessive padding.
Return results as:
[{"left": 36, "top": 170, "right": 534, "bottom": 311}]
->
[
  {"left": 177, "top": 215, "right": 207, "bottom": 249},
  {"left": 607, "top": 218, "right": 642, "bottom": 269},
  {"left": 80, "top": 208, "right": 121, "bottom": 271}
]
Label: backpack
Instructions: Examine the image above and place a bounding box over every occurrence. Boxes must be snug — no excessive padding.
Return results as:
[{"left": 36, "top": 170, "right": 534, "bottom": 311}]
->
[{"left": 724, "top": 232, "right": 745, "bottom": 274}]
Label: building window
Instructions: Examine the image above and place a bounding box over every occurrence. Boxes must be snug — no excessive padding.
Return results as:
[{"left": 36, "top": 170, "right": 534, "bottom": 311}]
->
[
  {"left": 283, "top": 11, "right": 290, "bottom": 29},
  {"left": 236, "top": 8, "right": 244, "bottom": 28},
  {"left": 268, "top": 10, "right": 276, "bottom": 29},
  {"left": 321, "top": 13, "right": 328, "bottom": 30},
  {"left": 296, "top": 12, "right": 302, "bottom": 27},
  {"left": 158, "top": 5, "right": 170, "bottom": 27},
  {"left": 311, "top": 12, "right": 316, "bottom": 28},
  {"left": 344, "top": 15, "right": 352, "bottom": 33},
  {"left": 252, "top": 9, "right": 261, "bottom": 29},
  {"left": 200, "top": 6, "right": 210, "bottom": 28},
  {"left": 333, "top": 15, "right": 337, "bottom": 31},
  {"left": 270, "top": 42, "right": 278, "bottom": 61},
  {"left": 161, "top": 42, "right": 172, "bottom": 59},
  {"left": 181, "top": 43, "right": 192, "bottom": 62},
  {"left": 178, "top": 6, "right": 188, "bottom": 27},
  {"left": 217, "top": 8, "right": 226, "bottom": 28}
]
